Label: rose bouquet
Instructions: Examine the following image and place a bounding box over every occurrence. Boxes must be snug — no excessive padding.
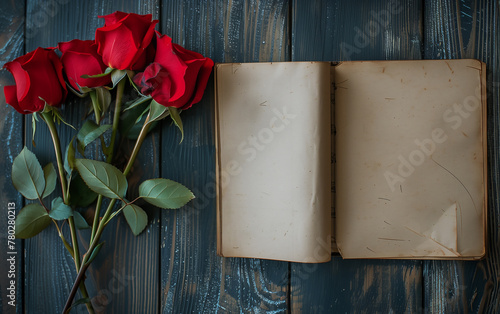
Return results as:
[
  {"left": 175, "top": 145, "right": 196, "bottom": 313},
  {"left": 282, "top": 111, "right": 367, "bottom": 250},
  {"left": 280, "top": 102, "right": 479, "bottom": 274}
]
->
[{"left": 3, "top": 11, "right": 213, "bottom": 313}]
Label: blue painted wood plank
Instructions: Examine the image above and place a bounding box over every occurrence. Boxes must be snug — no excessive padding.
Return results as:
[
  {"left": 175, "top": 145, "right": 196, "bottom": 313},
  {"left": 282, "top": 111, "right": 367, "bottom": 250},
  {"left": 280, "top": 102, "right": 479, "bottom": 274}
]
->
[
  {"left": 0, "top": 2, "right": 25, "bottom": 313},
  {"left": 423, "top": 0, "right": 500, "bottom": 312},
  {"left": 290, "top": 0, "right": 424, "bottom": 312},
  {"left": 160, "top": 1, "right": 290, "bottom": 312},
  {"left": 22, "top": 1, "right": 160, "bottom": 313}
]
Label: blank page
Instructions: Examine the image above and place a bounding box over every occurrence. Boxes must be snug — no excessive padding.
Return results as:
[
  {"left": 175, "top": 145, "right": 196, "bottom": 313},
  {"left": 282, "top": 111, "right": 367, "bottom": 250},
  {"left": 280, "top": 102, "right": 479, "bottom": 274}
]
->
[
  {"left": 335, "top": 60, "right": 486, "bottom": 259},
  {"left": 215, "top": 62, "right": 332, "bottom": 263}
]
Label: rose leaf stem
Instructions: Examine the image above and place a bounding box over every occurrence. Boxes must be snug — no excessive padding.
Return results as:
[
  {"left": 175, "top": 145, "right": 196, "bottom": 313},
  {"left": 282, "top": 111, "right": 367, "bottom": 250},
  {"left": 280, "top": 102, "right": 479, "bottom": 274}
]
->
[
  {"left": 106, "top": 79, "right": 126, "bottom": 163},
  {"left": 89, "top": 90, "right": 101, "bottom": 125},
  {"left": 89, "top": 78, "right": 125, "bottom": 263},
  {"left": 63, "top": 113, "right": 152, "bottom": 313},
  {"left": 90, "top": 80, "right": 125, "bottom": 242},
  {"left": 90, "top": 194, "right": 103, "bottom": 243},
  {"left": 64, "top": 78, "right": 132, "bottom": 313},
  {"left": 40, "top": 111, "right": 94, "bottom": 314}
]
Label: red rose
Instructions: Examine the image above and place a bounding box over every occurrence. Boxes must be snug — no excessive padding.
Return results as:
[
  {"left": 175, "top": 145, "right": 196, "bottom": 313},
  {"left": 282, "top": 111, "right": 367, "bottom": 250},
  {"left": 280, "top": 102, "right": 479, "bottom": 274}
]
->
[
  {"left": 133, "top": 32, "right": 214, "bottom": 110},
  {"left": 95, "top": 11, "right": 158, "bottom": 70},
  {"left": 58, "top": 39, "right": 111, "bottom": 91},
  {"left": 3, "top": 47, "right": 67, "bottom": 114}
]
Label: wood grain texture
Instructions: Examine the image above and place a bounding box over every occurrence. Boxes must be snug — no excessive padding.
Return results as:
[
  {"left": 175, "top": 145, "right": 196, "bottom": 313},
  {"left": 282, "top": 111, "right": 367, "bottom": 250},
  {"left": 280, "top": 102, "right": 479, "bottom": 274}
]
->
[
  {"left": 423, "top": 0, "right": 500, "bottom": 312},
  {"left": 23, "top": 0, "right": 160, "bottom": 313},
  {"left": 0, "top": 1, "right": 25, "bottom": 313},
  {"left": 1, "top": 0, "right": 498, "bottom": 312},
  {"left": 292, "top": 0, "right": 423, "bottom": 61},
  {"left": 290, "top": 0, "right": 424, "bottom": 312},
  {"left": 160, "top": 1, "right": 289, "bottom": 312}
]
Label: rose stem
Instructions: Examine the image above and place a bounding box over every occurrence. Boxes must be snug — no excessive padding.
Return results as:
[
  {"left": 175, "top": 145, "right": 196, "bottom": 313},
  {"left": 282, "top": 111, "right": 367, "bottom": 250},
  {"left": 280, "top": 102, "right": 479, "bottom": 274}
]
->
[
  {"left": 63, "top": 112, "right": 153, "bottom": 314},
  {"left": 41, "top": 111, "right": 95, "bottom": 314},
  {"left": 91, "top": 79, "right": 124, "bottom": 242},
  {"left": 89, "top": 90, "right": 101, "bottom": 125},
  {"left": 106, "top": 78, "right": 125, "bottom": 163}
]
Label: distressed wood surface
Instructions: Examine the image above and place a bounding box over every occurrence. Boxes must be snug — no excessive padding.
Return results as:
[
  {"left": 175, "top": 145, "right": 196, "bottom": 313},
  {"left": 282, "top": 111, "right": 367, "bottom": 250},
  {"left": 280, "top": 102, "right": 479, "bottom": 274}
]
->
[
  {"left": 0, "top": 0, "right": 499, "bottom": 313},
  {"left": 423, "top": 0, "right": 500, "bottom": 312},
  {"left": 22, "top": 1, "right": 160, "bottom": 313},
  {"left": 160, "top": 1, "right": 290, "bottom": 312},
  {"left": 290, "top": 0, "right": 424, "bottom": 312},
  {"left": 0, "top": 1, "right": 25, "bottom": 313}
]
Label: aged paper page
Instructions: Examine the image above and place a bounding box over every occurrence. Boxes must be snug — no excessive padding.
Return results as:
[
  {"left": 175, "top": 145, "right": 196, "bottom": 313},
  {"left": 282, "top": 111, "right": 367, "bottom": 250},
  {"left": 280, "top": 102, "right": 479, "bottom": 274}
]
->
[
  {"left": 335, "top": 59, "right": 486, "bottom": 259},
  {"left": 215, "top": 62, "right": 332, "bottom": 263}
]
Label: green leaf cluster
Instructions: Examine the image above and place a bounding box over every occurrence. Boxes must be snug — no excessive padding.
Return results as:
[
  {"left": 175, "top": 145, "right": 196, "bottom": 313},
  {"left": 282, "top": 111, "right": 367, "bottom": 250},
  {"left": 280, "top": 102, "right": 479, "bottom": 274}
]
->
[
  {"left": 12, "top": 97, "right": 194, "bottom": 240},
  {"left": 72, "top": 159, "right": 193, "bottom": 236}
]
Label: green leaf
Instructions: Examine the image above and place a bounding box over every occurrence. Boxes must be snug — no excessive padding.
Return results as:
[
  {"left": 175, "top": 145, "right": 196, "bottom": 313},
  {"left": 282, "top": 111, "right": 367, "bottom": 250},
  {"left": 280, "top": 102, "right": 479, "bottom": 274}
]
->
[
  {"left": 12, "top": 147, "right": 45, "bottom": 200},
  {"left": 73, "top": 211, "right": 90, "bottom": 229},
  {"left": 66, "top": 81, "right": 87, "bottom": 96},
  {"left": 119, "top": 99, "right": 152, "bottom": 139},
  {"left": 81, "top": 67, "right": 113, "bottom": 78},
  {"left": 111, "top": 69, "right": 127, "bottom": 88},
  {"left": 126, "top": 70, "right": 135, "bottom": 80},
  {"left": 148, "top": 100, "right": 170, "bottom": 124},
  {"left": 124, "top": 96, "right": 152, "bottom": 112},
  {"left": 15, "top": 203, "right": 51, "bottom": 239},
  {"left": 96, "top": 87, "right": 112, "bottom": 114},
  {"left": 42, "top": 163, "right": 57, "bottom": 198},
  {"left": 77, "top": 120, "right": 111, "bottom": 155},
  {"left": 126, "top": 116, "right": 158, "bottom": 140},
  {"left": 139, "top": 178, "right": 194, "bottom": 209},
  {"left": 79, "top": 86, "right": 93, "bottom": 94},
  {"left": 168, "top": 107, "right": 184, "bottom": 143},
  {"left": 89, "top": 90, "right": 101, "bottom": 123},
  {"left": 85, "top": 242, "right": 105, "bottom": 265},
  {"left": 127, "top": 70, "right": 141, "bottom": 93},
  {"left": 69, "top": 172, "right": 98, "bottom": 207},
  {"left": 64, "top": 138, "right": 76, "bottom": 177},
  {"left": 49, "top": 197, "right": 73, "bottom": 220},
  {"left": 31, "top": 113, "right": 38, "bottom": 146},
  {"left": 44, "top": 106, "right": 76, "bottom": 130},
  {"left": 122, "top": 203, "right": 148, "bottom": 236},
  {"left": 75, "top": 159, "right": 127, "bottom": 199}
]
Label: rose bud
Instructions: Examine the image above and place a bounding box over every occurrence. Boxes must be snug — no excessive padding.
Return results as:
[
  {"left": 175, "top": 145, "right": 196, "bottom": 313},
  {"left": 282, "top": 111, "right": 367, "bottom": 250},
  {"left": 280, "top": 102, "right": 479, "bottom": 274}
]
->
[
  {"left": 133, "top": 32, "right": 213, "bottom": 110},
  {"left": 3, "top": 47, "right": 67, "bottom": 114},
  {"left": 58, "top": 39, "right": 111, "bottom": 91},
  {"left": 95, "top": 11, "right": 158, "bottom": 70}
]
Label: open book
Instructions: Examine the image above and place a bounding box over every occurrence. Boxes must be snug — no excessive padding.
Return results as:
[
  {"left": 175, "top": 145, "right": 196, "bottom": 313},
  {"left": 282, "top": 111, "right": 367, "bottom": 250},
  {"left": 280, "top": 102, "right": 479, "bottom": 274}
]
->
[{"left": 214, "top": 60, "right": 487, "bottom": 263}]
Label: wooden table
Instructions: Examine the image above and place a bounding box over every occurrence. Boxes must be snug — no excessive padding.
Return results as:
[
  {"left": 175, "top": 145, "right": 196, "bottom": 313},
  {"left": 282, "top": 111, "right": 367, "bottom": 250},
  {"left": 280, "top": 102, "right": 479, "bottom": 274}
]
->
[{"left": 0, "top": 0, "right": 498, "bottom": 313}]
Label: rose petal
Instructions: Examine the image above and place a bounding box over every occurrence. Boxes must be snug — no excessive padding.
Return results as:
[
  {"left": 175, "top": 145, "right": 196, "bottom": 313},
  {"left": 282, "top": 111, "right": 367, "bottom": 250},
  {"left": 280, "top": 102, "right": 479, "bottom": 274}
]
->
[
  {"left": 4, "top": 85, "right": 25, "bottom": 114},
  {"left": 5, "top": 61, "right": 31, "bottom": 103},
  {"left": 62, "top": 52, "right": 110, "bottom": 89},
  {"left": 129, "top": 19, "right": 158, "bottom": 70},
  {"left": 96, "top": 25, "right": 139, "bottom": 69},
  {"left": 22, "top": 48, "right": 64, "bottom": 107},
  {"left": 96, "top": 12, "right": 158, "bottom": 70},
  {"left": 182, "top": 57, "right": 214, "bottom": 109},
  {"left": 47, "top": 48, "right": 67, "bottom": 105},
  {"left": 154, "top": 33, "right": 188, "bottom": 102},
  {"left": 100, "top": 11, "right": 129, "bottom": 26}
]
